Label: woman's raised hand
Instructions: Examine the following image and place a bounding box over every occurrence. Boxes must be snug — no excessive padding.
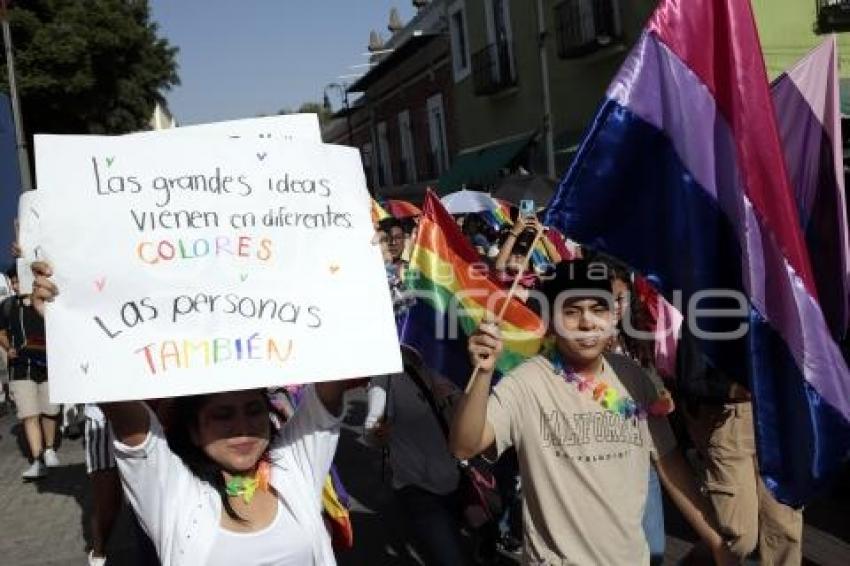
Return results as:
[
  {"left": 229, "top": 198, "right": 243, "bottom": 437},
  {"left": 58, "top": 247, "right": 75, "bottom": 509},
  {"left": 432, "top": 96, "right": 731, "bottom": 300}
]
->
[{"left": 31, "top": 261, "right": 58, "bottom": 317}]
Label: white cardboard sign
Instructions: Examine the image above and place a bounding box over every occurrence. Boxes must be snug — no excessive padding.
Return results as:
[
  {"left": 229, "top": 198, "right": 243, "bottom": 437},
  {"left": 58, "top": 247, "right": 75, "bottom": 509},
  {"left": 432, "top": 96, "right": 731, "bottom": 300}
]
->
[
  {"left": 34, "top": 134, "right": 400, "bottom": 403},
  {"left": 17, "top": 115, "right": 324, "bottom": 294},
  {"left": 131, "top": 113, "right": 323, "bottom": 143},
  {"left": 16, "top": 190, "right": 42, "bottom": 294}
]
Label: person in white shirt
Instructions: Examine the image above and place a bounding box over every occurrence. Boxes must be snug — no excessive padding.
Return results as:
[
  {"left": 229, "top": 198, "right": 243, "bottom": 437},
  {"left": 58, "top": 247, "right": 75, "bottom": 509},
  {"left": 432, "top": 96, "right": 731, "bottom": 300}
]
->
[
  {"left": 450, "top": 259, "right": 735, "bottom": 565},
  {"left": 32, "top": 262, "right": 354, "bottom": 566}
]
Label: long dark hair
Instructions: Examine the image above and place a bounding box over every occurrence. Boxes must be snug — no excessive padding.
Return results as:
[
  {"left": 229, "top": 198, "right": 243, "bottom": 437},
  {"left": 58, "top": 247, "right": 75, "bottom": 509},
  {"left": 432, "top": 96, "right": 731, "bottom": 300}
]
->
[
  {"left": 165, "top": 390, "right": 278, "bottom": 522},
  {"left": 608, "top": 264, "right": 656, "bottom": 369}
]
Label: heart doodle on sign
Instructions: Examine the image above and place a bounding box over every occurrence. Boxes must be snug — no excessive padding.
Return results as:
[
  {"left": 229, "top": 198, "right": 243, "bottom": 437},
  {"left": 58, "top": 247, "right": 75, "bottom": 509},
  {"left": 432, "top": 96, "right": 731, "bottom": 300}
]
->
[
  {"left": 81, "top": 363, "right": 90, "bottom": 374},
  {"left": 240, "top": 274, "right": 249, "bottom": 282},
  {"left": 106, "top": 157, "right": 115, "bottom": 167},
  {"left": 329, "top": 264, "right": 340, "bottom": 275},
  {"left": 257, "top": 152, "right": 267, "bottom": 161},
  {"left": 94, "top": 277, "right": 106, "bottom": 292}
]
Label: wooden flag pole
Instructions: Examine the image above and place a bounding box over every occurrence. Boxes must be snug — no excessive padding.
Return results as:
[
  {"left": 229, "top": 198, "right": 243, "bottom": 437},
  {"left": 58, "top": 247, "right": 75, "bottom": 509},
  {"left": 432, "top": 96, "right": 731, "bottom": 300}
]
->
[{"left": 464, "top": 225, "right": 547, "bottom": 394}]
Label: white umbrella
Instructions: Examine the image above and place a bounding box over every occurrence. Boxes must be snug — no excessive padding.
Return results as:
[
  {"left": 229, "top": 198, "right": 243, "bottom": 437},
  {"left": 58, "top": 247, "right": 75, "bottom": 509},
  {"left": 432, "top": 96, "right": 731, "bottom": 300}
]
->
[{"left": 440, "top": 189, "right": 498, "bottom": 214}]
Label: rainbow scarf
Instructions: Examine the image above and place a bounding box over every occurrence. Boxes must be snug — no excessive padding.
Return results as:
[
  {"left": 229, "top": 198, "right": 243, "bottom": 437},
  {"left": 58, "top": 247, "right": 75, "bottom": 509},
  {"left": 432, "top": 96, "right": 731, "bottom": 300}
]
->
[
  {"left": 399, "top": 190, "right": 544, "bottom": 382},
  {"left": 225, "top": 460, "right": 271, "bottom": 503}
]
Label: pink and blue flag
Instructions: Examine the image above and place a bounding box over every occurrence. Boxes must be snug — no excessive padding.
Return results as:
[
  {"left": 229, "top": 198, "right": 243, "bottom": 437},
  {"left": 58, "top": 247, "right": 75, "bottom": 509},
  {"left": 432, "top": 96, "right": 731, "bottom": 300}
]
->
[
  {"left": 771, "top": 37, "right": 850, "bottom": 340},
  {"left": 544, "top": 0, "right": 850, "bottom": 506}
]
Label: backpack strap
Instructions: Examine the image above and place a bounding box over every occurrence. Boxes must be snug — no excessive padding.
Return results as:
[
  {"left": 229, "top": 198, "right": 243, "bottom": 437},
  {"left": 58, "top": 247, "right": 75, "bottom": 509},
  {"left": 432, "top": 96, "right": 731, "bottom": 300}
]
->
[{"left": 404, "top": 362, "right": 450, "bottom": 440}]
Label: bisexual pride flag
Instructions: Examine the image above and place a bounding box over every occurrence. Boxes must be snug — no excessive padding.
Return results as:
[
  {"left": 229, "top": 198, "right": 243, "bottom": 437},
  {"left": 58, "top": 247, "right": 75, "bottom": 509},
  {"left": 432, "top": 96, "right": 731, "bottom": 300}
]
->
[
  {"left": 771, "top": 37, "right": 850, "bottom": 341},
  {"left": 545, "top": 0, "right": 850, "bottom": 506}
]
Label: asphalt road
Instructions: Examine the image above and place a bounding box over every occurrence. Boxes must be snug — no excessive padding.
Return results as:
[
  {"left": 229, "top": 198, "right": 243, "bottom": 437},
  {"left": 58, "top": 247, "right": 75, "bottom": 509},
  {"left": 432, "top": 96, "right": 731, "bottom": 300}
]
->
[{"left": 0, "top": 391, "right": 848, "bottom": 565}]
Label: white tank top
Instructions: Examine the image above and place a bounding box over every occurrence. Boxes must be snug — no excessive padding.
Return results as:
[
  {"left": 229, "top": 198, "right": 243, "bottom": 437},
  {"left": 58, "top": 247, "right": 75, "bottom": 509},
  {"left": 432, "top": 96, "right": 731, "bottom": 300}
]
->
[{"left": 206, "top": 500, "right": 313, "bottom": 566}]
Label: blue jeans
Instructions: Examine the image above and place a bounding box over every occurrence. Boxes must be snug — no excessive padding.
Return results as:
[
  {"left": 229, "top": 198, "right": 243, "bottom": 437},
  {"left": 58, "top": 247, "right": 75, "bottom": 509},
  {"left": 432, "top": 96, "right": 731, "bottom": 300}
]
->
[
  {"left": 395, "top": 485, "right": 467, "bottom": 566},
  {"left": 643, "top": 464, "right": 665, "bottom": 565}
]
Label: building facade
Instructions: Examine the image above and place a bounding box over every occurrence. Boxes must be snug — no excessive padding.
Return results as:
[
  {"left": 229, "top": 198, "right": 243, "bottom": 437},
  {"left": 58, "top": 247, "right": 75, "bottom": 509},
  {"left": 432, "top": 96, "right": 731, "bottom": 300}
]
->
[
  {"left": 324, "top": 1, "right": 455, "bottom": 201},
  {"left": 439, "top": 0, "right": 656, "bottom": 189},
  {"left": 325, "top": 1, "right": 850, "bottom": 199}
]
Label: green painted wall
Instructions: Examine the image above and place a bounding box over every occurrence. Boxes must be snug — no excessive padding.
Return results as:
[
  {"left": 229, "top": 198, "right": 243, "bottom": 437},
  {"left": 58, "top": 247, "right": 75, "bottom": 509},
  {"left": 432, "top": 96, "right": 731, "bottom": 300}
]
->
[
  {"left": 452, "top": 0, "right": 655, "bottom": 171},
  {"left": 752, "top": 0, "right": 850, "bottom": 79},
  {"left": 545, "top": 1, "right": 655, "bottom": 155},
  {"left": 451, "top": 0, "right": 845, "bottom": 173},
  {"left": 452, "top": 0, "right": 545, "bottom": 151}
]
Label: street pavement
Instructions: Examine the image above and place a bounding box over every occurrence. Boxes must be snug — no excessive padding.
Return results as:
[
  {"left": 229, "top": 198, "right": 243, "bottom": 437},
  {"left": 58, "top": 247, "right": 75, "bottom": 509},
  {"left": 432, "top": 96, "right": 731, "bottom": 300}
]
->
[{"left": 1, "top": 392, "right": 849, "bottom": 565}]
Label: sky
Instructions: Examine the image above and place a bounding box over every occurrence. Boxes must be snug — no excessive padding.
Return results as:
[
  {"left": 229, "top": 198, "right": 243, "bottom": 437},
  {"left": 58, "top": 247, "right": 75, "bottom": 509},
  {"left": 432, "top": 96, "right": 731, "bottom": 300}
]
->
[{"left": 149, "top": 1, "right": 417, "bottom": 125}]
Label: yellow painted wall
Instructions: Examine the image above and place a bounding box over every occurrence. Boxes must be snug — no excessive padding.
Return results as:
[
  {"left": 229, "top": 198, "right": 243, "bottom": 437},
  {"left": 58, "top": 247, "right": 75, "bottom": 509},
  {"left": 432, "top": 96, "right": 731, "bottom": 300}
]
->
[{"left": 752, "top": 0, "right": 850, "bottom": 78}]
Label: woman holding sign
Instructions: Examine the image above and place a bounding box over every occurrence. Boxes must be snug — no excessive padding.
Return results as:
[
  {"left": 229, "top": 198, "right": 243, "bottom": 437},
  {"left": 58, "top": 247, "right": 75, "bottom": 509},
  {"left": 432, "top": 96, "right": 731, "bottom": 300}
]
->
[{"left": 31, "top": 262, "right": 352, "bottom": 566}]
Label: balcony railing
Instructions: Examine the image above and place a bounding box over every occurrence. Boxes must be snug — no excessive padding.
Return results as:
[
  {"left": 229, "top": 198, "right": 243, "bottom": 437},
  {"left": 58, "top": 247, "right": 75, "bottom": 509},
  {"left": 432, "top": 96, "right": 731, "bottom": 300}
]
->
[
  {"left": 555, "top": 0, "right": 622, "bottom": 59},
  {"left": 817, "top": 0, "right": 850, "bottom": 33},
  {"left": 472, "top": 40, "right": 517, "bottom": 96}
]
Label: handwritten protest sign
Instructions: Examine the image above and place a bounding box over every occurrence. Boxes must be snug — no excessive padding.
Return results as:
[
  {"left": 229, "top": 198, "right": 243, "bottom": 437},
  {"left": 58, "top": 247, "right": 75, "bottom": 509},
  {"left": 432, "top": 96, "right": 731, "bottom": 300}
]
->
[
  {"left": 34, "top": 134, "right": 401, "bottom": 403},
  {"left": 130, "top": 113, "right": 322, "bottom": 143},
  {"left": 16, "top": 115, "right": 322, "bottom": 294}
]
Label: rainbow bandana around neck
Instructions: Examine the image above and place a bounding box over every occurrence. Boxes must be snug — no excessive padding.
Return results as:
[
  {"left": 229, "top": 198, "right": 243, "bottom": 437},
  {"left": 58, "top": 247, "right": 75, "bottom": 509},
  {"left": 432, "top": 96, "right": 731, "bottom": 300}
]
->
[{"left": 225, "top": 460, "right": 271, "bottom": 503}]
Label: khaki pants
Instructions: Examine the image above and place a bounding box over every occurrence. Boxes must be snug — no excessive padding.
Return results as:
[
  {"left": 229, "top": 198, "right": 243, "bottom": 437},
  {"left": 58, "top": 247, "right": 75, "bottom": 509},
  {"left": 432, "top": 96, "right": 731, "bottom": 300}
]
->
[
  {"left": 9, "top": 379, "right": 60, "bottom": 420},
  {"left": 685, "top": 402, "right": 803, "bottom": 565}
]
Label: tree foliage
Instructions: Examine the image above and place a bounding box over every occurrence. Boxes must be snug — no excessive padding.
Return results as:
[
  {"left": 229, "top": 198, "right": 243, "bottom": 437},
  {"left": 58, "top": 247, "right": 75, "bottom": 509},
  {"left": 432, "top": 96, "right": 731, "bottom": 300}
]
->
[{"left": 0, "top": 0, "right": 179, "bottom": 135}]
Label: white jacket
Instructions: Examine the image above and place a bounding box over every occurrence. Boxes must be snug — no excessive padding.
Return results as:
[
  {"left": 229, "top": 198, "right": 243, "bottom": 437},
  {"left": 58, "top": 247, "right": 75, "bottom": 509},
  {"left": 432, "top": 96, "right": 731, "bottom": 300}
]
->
[{"left": 113, "top": 385, "right": 340, "bottom": 566}]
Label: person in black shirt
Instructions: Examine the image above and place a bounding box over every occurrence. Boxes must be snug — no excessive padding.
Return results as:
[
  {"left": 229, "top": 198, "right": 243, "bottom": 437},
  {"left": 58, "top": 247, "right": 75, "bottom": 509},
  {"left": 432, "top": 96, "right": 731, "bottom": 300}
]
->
[{"left": 0, "top": 265, "right": 61, "bottom": 480}]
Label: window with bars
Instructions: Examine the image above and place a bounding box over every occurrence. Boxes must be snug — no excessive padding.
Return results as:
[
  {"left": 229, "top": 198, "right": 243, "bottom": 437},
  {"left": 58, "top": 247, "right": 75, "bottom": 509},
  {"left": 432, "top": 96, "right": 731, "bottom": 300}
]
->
[
  {"left": 449, "top": 2, "right": 471, "bottom": 81},
  {"left": 817, "top": 0, "right": 850, "bottom": 33},
  {"left": 555, "top": 0, "right": 622, "bottom": 59},
  {"left": 472, "top": 40, "right": 517, "bottom": 95},
  {"left": 376, "top": 121, "right": 393, "bottom": 187},
  {"left": 398, "top": 110, "right": 417, "bottom": 184}
]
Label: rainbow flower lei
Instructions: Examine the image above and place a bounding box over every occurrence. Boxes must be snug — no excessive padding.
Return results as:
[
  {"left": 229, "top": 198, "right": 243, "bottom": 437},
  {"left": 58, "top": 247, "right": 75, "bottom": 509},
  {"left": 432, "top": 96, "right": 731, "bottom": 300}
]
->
[{"left": 547, "top": 351, "right": 672, "bottom": 419}]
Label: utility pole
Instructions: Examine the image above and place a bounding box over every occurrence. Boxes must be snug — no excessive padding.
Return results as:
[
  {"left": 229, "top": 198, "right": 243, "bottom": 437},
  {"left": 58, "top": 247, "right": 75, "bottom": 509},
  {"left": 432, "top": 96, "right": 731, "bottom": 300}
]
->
[
  {"left": 1, "top": 0, "right": 32, "bottom": 192},
  {"left": 536, "top": 0, "right": 556, "bottom": 179}
]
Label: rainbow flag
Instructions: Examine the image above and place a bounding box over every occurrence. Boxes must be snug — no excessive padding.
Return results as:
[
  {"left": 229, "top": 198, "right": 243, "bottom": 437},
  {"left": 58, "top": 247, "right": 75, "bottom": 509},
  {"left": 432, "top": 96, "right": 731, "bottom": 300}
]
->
[
  {"left": 477, "top": 199, "right": 513, "bottom": 231},
  {"left": 371, "top": 198, "right": 391, "bottom": 224},
  {"left": 399, "top": 190, "right": 544, "bottom": 384},
  {"left": 322, "top": 474, "right": 353, "bottom": 549},
  {"left": 493, "top": 199, "right": 514, "bottom": 226},
  {"left": 545, "top": 0, "right": 850, "bottom": 506},
  {"left": 530, "top": 243, "right": 555, "bottom": 272},
  {"left": 480, "top": 202, "right": 561, "bottom": 270}
]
